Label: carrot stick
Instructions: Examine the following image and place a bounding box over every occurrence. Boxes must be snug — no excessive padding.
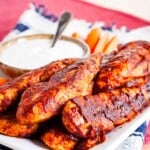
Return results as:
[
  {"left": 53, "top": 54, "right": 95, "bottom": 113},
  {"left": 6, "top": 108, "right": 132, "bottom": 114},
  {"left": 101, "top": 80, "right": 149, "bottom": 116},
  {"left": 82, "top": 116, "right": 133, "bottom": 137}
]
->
[
  {"left": 103, "top": 35, "right": 119, "bottom": 54},
  {"left": 93, "top": 33, "right": 109, "bottom": 54},
  {"left": 85, "top": 28, "right": 101, "bottom": 53}
]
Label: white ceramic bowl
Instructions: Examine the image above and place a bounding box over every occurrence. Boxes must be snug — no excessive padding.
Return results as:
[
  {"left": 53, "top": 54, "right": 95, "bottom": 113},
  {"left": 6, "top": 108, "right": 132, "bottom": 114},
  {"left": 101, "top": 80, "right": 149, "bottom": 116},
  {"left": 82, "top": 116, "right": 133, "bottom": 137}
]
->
[{"left": 0, "top": 34, "right": 90, "bottom": 77}]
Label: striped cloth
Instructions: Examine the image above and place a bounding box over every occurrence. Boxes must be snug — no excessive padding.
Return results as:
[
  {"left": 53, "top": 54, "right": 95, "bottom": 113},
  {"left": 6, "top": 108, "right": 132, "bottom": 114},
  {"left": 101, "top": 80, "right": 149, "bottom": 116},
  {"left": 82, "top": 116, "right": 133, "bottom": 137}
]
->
[{"left": 1, "top": 3, "right": 150, "bottom": 150}]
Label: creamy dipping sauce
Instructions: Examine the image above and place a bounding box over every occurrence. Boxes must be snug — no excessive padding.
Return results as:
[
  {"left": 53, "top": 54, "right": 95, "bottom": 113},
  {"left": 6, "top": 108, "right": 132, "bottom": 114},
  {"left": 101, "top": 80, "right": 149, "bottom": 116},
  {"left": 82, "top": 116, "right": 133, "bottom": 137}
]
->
[{"left": 0, "top": 38, "right": 86, "bottom": 69}]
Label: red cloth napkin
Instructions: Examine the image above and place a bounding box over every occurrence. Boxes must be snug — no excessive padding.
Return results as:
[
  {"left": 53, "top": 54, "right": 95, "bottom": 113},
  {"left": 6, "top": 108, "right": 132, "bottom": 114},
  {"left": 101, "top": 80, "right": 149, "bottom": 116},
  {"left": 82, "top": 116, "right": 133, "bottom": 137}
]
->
[{"left": 0, "top": 0, "right": 150, "bottom": 40}]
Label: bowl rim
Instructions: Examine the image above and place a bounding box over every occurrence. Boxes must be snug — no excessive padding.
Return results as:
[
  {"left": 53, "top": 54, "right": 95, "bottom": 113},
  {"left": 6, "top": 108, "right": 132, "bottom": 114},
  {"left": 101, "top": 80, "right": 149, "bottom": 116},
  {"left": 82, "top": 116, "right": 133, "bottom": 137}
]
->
[{"left": 0, "top": 34, "right": 90, "bottom": 75}]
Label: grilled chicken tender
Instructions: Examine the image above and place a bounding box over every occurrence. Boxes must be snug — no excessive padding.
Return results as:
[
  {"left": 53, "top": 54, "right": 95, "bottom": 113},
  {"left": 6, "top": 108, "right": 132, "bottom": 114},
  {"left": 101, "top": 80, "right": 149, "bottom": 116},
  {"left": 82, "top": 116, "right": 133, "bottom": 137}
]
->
[
  {"left": 42, "top": 126, "right": 102, "bottom": 150},
  {"left": 94, "top": 41, "right": 150, "bottom": 92},
  {"left": 62, "top": 78, "right": 150, "bottom": 140},
  {"left": 41, "top": 118, "right": 104, "bottom": 150},
  {"left": 41, "top": 119, "right": 78, "bottom": 150},
  {"left": 0, "top": 58, "right": 77, "bottom": 112},
  {"left": 0, "top": 112, "right": 38, "bottom": 137},
  {"left": 16, "top": 53, "right": 102, "bottom": 124}
]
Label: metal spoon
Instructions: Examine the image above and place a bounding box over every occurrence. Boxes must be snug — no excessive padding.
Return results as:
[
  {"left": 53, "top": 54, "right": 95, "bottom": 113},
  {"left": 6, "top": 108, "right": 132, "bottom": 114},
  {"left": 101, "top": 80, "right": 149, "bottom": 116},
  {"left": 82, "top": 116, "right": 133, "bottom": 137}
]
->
[{"left": 51, "top": 11, "right": 72, "bottom": 48}]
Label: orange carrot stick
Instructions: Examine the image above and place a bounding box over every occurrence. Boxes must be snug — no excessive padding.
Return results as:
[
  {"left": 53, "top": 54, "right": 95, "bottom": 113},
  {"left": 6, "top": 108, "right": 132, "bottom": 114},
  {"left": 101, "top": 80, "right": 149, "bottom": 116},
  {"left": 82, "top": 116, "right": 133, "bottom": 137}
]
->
[{"left": 85, "top": 28, "right": 101, "bottom": 53}]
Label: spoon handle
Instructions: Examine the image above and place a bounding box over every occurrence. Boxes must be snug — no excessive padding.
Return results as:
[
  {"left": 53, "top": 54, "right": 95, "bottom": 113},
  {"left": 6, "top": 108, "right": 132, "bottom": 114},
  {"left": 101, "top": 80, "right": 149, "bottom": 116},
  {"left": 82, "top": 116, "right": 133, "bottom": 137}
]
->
[{"left": 51, "top": 11, "right": 72, "bottom": 48}]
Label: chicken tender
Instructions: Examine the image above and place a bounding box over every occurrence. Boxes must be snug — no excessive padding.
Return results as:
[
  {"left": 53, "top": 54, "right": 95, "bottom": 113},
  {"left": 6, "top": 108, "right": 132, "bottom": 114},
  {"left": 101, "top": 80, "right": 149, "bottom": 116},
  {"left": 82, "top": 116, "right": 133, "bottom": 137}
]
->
[
  {"left": 0, "top": 112, "right": 38, "bottom": 137},
  {"left": 16, "top": 53, "right": 102, "bottom": 124},
  {"left": 41, "top": 118, "right": 78, "bottom": 150},
  {"left": 94, "top": 41, "right": 150, "bottom": 92},
  {"left": 0, "top": 58, "right": 77, "bottom": 112},
  {"left": 62, "top": 78, "right": 150, "bottom": 139}
]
